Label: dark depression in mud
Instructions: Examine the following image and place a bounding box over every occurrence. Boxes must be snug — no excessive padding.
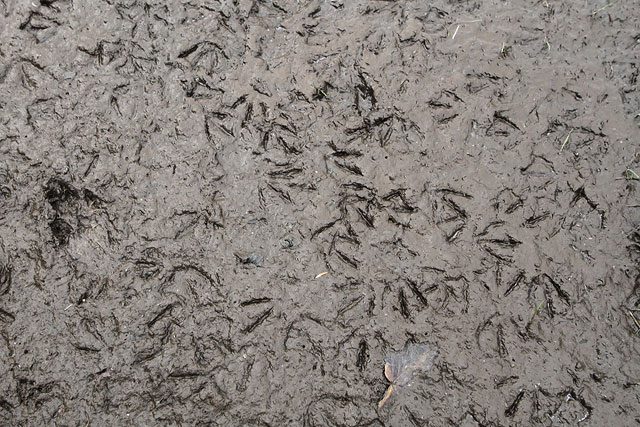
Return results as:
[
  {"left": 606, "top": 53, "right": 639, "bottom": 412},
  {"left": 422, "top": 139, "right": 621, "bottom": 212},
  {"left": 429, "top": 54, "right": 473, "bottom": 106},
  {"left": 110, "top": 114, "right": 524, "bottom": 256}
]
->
[{"left": 1, "top": 0, "right": 639, "bottom": 425}]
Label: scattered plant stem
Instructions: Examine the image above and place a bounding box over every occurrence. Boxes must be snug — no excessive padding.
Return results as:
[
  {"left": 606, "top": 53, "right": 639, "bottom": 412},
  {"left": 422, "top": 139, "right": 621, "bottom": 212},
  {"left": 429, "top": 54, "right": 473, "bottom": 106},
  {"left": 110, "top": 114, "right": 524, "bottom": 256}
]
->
[
  {"left": 448, "top": 19, "right": 481, "bottom": 39},
  {"left": 452, "top": 25, "right": 460, "bottom": 40},
  {"left": 560, "top": 128, "right": 574, "bottom": 152},
  {"left": 625, "top": 169, "right": 640, "bottom": 180},
  {"left": 629, "top": 310, "right": 640, "bottom": 333},
  {"left": 526, "top": 300, "right": 545, "bottom": 329},
  {"left": 312, "top": 84, "right": 328, "bottom": 99},
  {"left": 544, "top": 35, "right": 551, "bottom": 53},
  {"left": 592, "top": 2, "right": 615, "bottom": 15}
]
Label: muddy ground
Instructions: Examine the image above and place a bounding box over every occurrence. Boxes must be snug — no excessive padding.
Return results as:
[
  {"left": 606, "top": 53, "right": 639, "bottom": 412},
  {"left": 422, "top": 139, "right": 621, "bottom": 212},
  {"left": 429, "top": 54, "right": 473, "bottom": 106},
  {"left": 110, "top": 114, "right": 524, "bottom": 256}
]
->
[{"left": 1, "top": 0, "right": 639, "bottom": 425}]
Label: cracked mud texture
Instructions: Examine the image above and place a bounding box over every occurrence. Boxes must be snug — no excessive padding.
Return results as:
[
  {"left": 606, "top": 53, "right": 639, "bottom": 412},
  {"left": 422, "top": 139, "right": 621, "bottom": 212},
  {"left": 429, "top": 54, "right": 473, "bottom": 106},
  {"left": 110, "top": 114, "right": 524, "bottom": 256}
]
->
[{"left": 1, "top": 0, "right": 640, "bottom": 425}]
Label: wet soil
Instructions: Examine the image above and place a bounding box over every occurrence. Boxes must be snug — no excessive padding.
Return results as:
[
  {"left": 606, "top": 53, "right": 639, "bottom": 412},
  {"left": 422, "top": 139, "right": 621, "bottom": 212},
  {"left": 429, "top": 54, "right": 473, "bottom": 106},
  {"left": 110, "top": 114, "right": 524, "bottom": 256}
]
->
[{"left": 1, "top": 0, "right": 640, "bottom": 425}]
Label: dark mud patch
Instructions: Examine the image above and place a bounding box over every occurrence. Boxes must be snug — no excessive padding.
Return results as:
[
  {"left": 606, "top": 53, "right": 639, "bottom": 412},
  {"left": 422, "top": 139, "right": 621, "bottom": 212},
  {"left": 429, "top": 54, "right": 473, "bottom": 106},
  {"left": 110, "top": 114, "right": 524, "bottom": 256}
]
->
[{"left": 1, "top": 0, "right": 640, "bottom": 425}]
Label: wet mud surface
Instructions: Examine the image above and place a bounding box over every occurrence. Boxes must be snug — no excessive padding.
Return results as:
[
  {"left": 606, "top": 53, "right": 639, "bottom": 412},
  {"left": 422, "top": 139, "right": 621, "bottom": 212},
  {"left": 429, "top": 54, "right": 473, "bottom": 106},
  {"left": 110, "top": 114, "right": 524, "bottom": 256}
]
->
[{"left": 1, "top": 0, "right": 640, "bottom": 425}]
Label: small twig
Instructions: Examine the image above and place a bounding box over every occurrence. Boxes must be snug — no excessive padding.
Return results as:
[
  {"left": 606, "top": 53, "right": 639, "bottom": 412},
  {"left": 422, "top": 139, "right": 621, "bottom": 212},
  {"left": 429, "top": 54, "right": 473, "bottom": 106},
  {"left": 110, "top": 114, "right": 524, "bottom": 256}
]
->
[{"left": 560, "top": 128, "right": 574, "bottom": 152}]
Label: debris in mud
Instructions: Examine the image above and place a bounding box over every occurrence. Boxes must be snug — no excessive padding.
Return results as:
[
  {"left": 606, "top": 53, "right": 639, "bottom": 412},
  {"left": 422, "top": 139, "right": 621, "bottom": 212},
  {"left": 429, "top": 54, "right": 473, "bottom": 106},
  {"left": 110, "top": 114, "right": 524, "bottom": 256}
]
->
[
  {"left": 235, "top": 253, "right": 264, "bottom": 267},
  {"left": 378, "top": 343, "right": 438, "bottom": 409}
]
